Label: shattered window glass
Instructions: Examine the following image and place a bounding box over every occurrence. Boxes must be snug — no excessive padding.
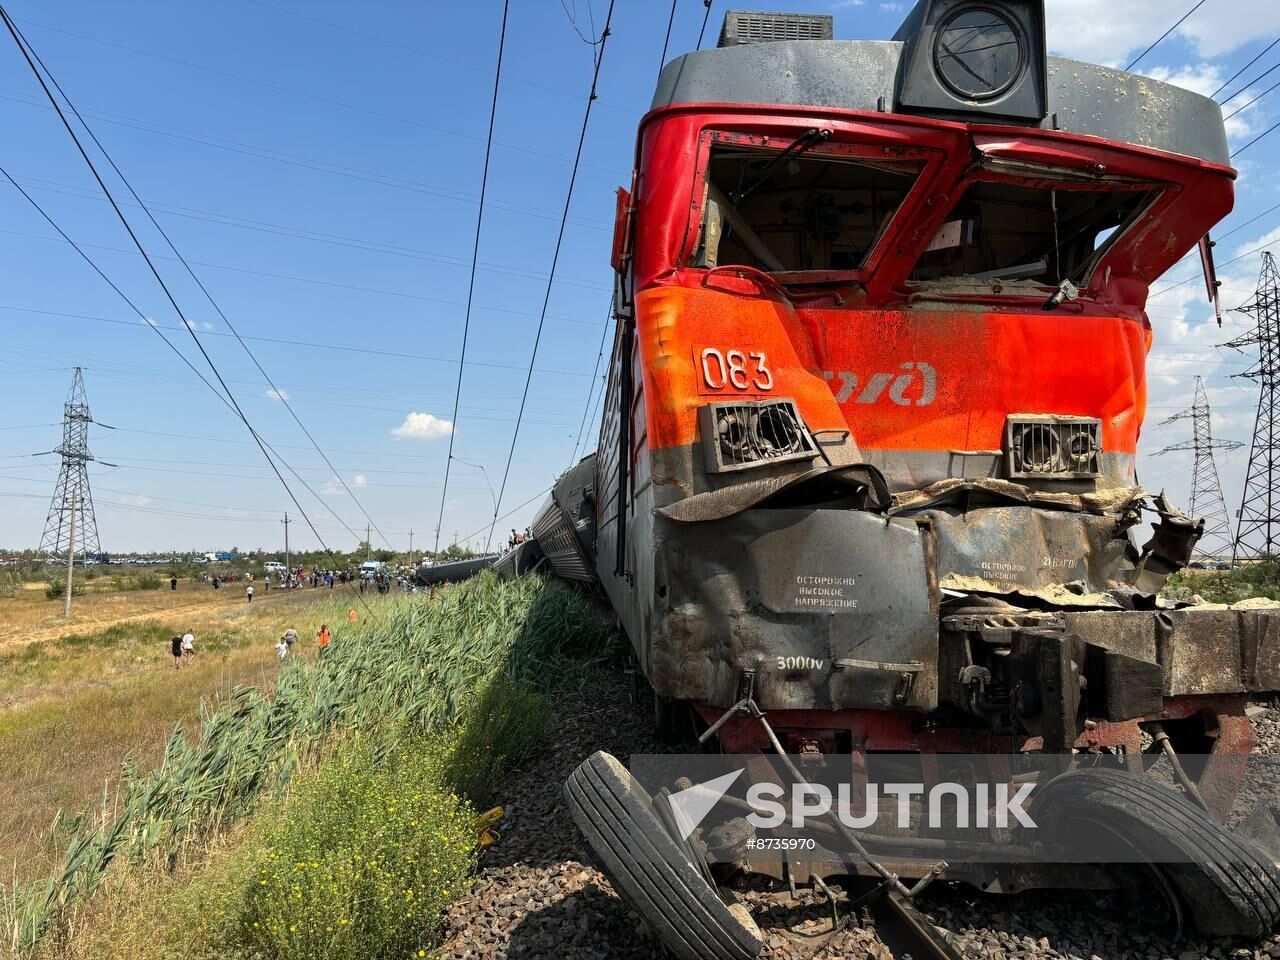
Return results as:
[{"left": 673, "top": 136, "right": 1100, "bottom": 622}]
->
[
  {"left": 909, "top": 180, "right": 1157, "bottom": 285},
  {"left": 691, "top": 145, "right": 924, "bottom": 274}
]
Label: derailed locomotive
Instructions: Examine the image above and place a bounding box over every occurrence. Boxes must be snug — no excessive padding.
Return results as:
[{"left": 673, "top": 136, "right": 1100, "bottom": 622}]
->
[{"left": 502, "top": 2, "right": 1280, "bottom": 954}]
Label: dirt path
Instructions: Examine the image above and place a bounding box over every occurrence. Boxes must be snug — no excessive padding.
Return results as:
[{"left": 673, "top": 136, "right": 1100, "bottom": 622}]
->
[{"left": 0, "top": 585, "right": 332, "bottom": 651}]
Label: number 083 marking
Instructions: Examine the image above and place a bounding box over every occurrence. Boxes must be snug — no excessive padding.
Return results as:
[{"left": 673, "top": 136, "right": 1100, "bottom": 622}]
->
[{"left": 700, "top": 348, "right": 773, "bottom": 391}]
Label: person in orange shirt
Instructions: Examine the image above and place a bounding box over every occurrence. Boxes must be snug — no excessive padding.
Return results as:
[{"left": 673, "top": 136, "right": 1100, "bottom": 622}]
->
[
  {"left": 317, "top": 623, "right": 331, "bottom": 656},
  {"left": 347, "top": 607, "right": 357, "bottom": 625}
]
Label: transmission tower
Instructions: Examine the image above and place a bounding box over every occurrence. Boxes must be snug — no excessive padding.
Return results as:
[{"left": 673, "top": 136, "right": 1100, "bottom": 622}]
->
[
  {"left": 1225, "top": 251, "right": 1280, "bottom": 561},
  {"left": 38, "top": 368, "right": 103, "bottom": 560},
  {"left": 1154, "top": 376, "right": 1243, "bottom": 560}
]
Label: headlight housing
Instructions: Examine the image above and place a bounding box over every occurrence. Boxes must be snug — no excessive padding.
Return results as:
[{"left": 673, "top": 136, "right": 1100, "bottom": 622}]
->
[
  {"left": 1005, "top": 414, "right": 1100, "bottom": 479},
  {"left": 699, "top": 399, "right": 818, "bottom": 474}
]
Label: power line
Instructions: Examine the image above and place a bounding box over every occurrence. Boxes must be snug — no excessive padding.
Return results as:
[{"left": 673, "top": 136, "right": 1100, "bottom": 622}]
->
[
  {"left": 0, "top": 6, "right": 381, "bottom": 621},
  {"left": 487, "top": 0, "right": 618, "bottom": 551},
  {"left": 14, "top": 17, "right": 628, "bottom": 178},
  {"left": 1124, "top": 0, "right": 1208, "bottom": 72},
  {"left": 696, "top": 0, "right": 715, "bottom": 50},
  {"left": 0, "top": 302, "right": 597, "bottom": 379},
  {"left": 0, "top": 176, "right": 388, "bottom": 535},
  {"left": 1149, "top": 237, "right": 1277, "bottom": 300},
  {"left": 0, "top": 87, "right": 616, "bottom": 232},
  {"left": 8, "top": 14, "right": 396, "bottom": 551},
  {"left": 1231, "top": 117, "right": 1280, "bottom": 158},
  {"left": 242, "top": 0, "right": 639, "bottom": 117},
  {"left": 436, "top": 0, "right": 509, "bottom": 554},
  {"left": 658, "top": 0, "right": 678, "bottom": 75},
  {"left": 0, "top": 168, "right": 611, "bottom": 289},
  {"left": 0, "top": 223, "right": 612, "bottom": 321},
  {"left": 1223, "top": 72, "right": 1280, "bottom": 120},
  {"left": 1212, "top": 36, "right": 1280, "bottom": 98},
  {"left": 569, "top": 296, "right": 615, "bottom": 466},
  {"left": 0, "top": 170, "right": 378, "bottom": 541}
]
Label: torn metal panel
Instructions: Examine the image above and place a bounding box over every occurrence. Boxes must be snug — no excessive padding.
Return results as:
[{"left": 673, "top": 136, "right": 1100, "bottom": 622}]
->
[
  {"left": 651, "top": 508, "right": 939, "bottom": 711},
  {"left": 1133, "top": 492, "right": 1204, "bottom": 593}
]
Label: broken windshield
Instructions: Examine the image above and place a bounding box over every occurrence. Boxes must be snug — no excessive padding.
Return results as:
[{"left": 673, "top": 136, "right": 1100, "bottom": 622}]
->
[
  {"left": 690, "top": 142, "right": 925, "bottom": 276},
  {"left": 909, "top": 179, "right": 1159, "bottom": 286}
]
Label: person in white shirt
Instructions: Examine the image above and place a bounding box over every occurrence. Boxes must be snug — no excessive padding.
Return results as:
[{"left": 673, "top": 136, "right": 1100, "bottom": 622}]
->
[
  {"left": 276, "top": 638, "right": 288, "bottom": 662},
  {"left": 181, "top": 631, "right": 195, "bottom": 664},
  {"left": 246, "top": 584, "right": 255, "bottom": 604}
]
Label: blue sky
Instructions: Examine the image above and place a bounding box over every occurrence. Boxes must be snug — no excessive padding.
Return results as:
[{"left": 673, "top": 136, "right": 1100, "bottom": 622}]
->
[{"left": 0, "top": 0, "right": 1278, "bottom": 555}]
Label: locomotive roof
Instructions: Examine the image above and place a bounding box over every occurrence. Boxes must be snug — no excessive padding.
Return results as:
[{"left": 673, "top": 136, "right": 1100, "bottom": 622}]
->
[{"left": 652, "top": 40, "right": 1230, "bottom": 167}]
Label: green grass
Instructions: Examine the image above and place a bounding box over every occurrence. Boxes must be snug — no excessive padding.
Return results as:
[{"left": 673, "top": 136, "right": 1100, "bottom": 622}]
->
[
  {"left": 233, "top": 738, "right": 476, "bottom": 960},
  {"left": 3, "top": 573, "right": 618, "bottom": 958},
  {"left": 1164, "top": 556, "right": 1280, "bottom": 604}
]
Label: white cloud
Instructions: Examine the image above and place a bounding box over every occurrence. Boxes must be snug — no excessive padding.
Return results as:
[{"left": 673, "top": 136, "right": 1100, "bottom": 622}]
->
[
  {"left": 1045, "top": 0, "right": 1280, "bottom": 66},
  {"left": 320, "top": 476, "right": 346, "bottom": 497},
  {"left": 182, "top": 318, "right": 215, "bottom": 333},
  {"left": 143, "top": 317, "right": 158, "bottom": 328},
  {"left": 121, "top": 494, "right": 151, "bottom": 507},
  {"left": 391, "top": 412, "right": 453, "bottom": 440},
  {"left": 879, "top": 1, "right": 904, "bottom": 10},
  {"left": 832, "top": 0, "right": 865, "bottom": 7},
  {"left": 266, "top": 388, "right": 289, "bottom": 401},
  {"left": 353, "top": 474, "right": 367, "bottom": 487}
]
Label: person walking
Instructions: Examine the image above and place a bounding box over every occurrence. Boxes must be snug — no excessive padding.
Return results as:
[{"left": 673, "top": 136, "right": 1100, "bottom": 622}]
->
[
  {"left": 281, "top": 626, "right": 298, "bottom": 650},
  {"left": 246, "top": 583, "right": 254, "bottom": 604},
  {"left": 170, "top": 634, "right": 183, "bottom": 670},
  {"left": 348, "top": 607, "right": 357, "bottom": 626},
  {"left": 317, "top": 622, "right": 331, "bottom": 656},
  {"left": 212, "top": 575, "right": 220, "bottom": 590},
  {"left": 181, "top": 630, "right": 195, "bottom": 664},
  {"left": 170, "top": 575, "right": 178, "bottom": 592},
  {"left": 276, "top": 637, "right": 288, "bottom": 662}
]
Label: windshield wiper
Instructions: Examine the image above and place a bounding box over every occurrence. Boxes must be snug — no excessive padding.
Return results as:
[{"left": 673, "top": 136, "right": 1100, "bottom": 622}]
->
[{"left": 729, "top": 128, "right": 831, "bottom": 206}]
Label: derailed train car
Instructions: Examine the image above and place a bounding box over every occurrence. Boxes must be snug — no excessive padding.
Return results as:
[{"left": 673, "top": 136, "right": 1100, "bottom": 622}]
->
[{"left": 507, "top": 2, "right": 1280, "bottom": 955}]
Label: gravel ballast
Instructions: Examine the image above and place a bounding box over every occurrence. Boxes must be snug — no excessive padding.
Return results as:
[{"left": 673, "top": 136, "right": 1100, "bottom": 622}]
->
[{"left": 435, "top": 667, "right": 1280, "bottom": 959}]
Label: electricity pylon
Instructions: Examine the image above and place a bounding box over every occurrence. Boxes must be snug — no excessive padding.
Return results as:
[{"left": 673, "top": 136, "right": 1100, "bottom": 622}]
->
[
  {"left": 38, "top": 368, "right": 104, "bottom": 560},
  {"left": 1224, "top": 251, "right": 1280, "bottom": 561},
  {"left": 1154, "top": 376, "right": 1242, "bottom": 560}
]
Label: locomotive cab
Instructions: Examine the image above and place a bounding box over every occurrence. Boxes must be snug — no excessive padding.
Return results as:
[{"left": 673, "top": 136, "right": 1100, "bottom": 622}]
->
[
  {"left": 531, "top": 2, "right": 1280, "bottom": 949},
  {"left": 530, "top": 0, "right": 1249, "bottom": 752}
]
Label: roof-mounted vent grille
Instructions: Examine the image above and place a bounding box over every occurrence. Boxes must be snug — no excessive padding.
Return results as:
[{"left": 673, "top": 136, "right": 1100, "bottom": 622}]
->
[{"left": 718, "top": 11, "right": 833, "bottom": 47}]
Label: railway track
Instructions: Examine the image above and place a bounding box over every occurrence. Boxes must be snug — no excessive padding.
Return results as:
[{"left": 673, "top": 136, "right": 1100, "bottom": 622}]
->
[{"left": 870, "top": 890, "right": 965, "bottom": 960}]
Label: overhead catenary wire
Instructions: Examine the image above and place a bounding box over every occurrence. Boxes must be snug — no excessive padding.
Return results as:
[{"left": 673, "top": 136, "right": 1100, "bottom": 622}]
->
[
  {"left": 1231, "top": 117, "right": 1280, "bottom": 158},
  {"left": 0, "top": 86, "right": 619, "bottom": 232},
  {"left": 486, "top": 0, "right": 618, "bottom": 552},
  {"left": 0, "top": 7, "right": 382, "bottom": 621},
  {"left": 0, "top": 166, "right": 384, "bottom": 562},
  {"left": 5, "top": 14, "right": 396, "bottom": 553},
  {"left": 435, "top": 0, "right": 509, "bottom": 554},
  {"left": 1222, "top": 71, "right": 1280, "bottom": 120},
  {"left": 658, "top": 0, "right": 678, "bottom": 75},
  {"left": 13, "top": 17, "right": 627, "bottom": 178},
  {"left": 1124, "top": 0, "right": 1209, "bottom": 72},
  {"left": 696, "top": 0, "right": 715, "bottom": 51},
  {"left": 569, "top": 296, "right": 615, "bottom": 467},
  {"left": 1212, "top": 36, "right": 1280, "bottom": 98}
]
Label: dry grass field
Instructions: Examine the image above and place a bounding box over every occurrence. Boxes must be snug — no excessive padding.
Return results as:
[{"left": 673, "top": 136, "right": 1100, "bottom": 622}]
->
[{"left": 0, "top": 580, "right": 348, "bottom": 884}]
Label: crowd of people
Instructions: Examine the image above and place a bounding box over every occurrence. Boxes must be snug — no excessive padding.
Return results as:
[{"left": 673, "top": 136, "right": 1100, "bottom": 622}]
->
[{"left": 170, "top": 609, "right": 357, "bottom": 670}]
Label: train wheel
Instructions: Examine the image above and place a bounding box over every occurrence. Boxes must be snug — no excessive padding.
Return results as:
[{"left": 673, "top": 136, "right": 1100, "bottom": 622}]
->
[
  {"left": 564, "top": 750, "right": 763, "bottom": 960},
  {"left": 1030, "top": 767, "right": 1280, "bottom": 937}
]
